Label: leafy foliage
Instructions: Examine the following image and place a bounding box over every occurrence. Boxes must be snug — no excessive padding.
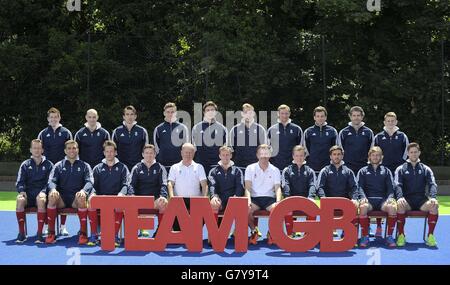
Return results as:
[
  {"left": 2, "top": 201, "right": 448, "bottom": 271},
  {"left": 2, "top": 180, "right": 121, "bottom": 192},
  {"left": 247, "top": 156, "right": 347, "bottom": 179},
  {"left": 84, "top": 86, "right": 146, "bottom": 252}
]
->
[{"left": 0, "top": 0, "right": 448, "bottom": 164}]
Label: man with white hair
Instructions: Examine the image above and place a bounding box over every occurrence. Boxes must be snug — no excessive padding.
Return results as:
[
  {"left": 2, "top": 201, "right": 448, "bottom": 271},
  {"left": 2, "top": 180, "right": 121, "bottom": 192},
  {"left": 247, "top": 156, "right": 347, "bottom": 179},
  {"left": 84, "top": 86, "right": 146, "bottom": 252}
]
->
[{"left": 168, "top": 143, "right": 208, "bottom": 231}]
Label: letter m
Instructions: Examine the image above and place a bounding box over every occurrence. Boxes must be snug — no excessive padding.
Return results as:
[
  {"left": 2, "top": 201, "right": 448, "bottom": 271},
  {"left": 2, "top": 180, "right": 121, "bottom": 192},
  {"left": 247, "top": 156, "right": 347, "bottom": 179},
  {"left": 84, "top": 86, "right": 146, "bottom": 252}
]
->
[{"left": 190, "top": 197, "right": 248, "bottom": 252}]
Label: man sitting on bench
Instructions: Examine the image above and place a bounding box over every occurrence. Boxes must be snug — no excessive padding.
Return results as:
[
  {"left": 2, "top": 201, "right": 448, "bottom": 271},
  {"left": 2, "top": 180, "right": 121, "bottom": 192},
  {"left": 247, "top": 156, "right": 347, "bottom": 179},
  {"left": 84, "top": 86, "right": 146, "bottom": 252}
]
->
[
  {"left": 316, "top": 145, "right": 360, "bottom": 238},
  {"left": 281, "top": 145, "right": 317, "bottom": 238},
  {"left": 15, "top": 139, "right": 54, "bottom": 244},
  {"left": 129, "top": 144, "right": 169, "bottom": 238},
  {"left": 356, "top": 146, "right": 397, "bottom": 248},
  {"left": 87, "top": 140, "right": 129, "bottom": 247},
  {"left": 395, "top": 142, "right": 439, "bottom": 247},
  {"left": 45, "top": 140, "right": 93, "bottom": 245},
  {"left": 208, "top": 145, "right": 245, "bottom": 225},
  {"left": 246, "top": 144, "right": 282, "bottom": 245}
]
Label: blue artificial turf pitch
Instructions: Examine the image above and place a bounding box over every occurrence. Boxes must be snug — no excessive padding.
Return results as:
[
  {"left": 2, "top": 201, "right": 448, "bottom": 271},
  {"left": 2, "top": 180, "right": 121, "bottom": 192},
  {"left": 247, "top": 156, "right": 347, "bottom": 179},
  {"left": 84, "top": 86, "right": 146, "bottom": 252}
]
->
[{"left": 0, "top": 210, "right": 449, "bottom": 265}]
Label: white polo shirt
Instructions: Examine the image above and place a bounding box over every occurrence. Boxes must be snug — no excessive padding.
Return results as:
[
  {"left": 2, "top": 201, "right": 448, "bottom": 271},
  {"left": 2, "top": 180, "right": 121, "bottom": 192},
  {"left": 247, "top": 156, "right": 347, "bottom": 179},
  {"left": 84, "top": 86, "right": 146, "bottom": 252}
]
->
[
  {"left": 245, "top": 162, "right": 281, "bottom": 198},
  {"left": 168, "top": 161, "right": 207, "bottom": 197}
]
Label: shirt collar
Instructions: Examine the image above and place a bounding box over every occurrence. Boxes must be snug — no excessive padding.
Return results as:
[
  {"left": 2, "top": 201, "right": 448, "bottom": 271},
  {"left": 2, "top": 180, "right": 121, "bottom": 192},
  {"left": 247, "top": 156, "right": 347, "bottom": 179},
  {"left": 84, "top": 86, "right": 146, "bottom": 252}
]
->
[
  {"left": 85, "top": 122, "right": 102, "bottom": 130},
  {"left": 330, "top": 161, "right": 345, "bottom": 170},
  {"left": 181, "top": 160, "right": 195, "bottom": 168},
  {"left": 257, "top": 162, "right": 272, "bottom": 172},
  {"left": 30, "top": 156, "right": 46, "bottom": 164},
  {"left": 315, "top": 122, "right": 328, "bottom": 127},
  {"left": 218, "top": 160, "right": 235, "bottom": 167},
  {"left": 164, "top": 114, "right": 178, "bottom": 123},
  {"left": 203, "top": 117, "right": 216, "bottom": 124},
  {"left": 48, "top": 123, "right": 63, "bottom": 129},
  {"left": 102, "top": 157, "right": 120, "bottom": 165},
  {"left": 367, "top": 163, "right": 381, "bottom": 172},
  {"left": 292, "top": 160, "right": 307, "bottom": 166},
  {"left": 383, "top": 126, "right": 399, "bottom": 134},
  {"left": 64, "top": 156, "right": 80, "bottom": 164},
  {"left": 141, "top": 159, "right": 157, "bottom": 167},
  {"left": 348, "top": 121, "right": 365, "bottom": 128},
  {"left": 123, "top": 121, "right": 137, "bottom": 127},
  {"left": 241, "top": 118, "right": 256, "bottom": 127}
]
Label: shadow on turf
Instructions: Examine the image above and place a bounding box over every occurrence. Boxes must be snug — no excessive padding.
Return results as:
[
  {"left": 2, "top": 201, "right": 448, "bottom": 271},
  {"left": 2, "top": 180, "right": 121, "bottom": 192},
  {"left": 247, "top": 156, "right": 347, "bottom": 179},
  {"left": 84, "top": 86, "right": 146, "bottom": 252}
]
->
[
  {"left": 264, "top": 236, "right": 440, "bottom": 257},
  {"left": 357, "top": 237, "right": 439, "bottom": 251},
  {"left": 148, "top": 239, "right": 246, "bottom": 258},
  {"left": 2, "top": 235, "right": 438, "bottom": 257},
  {"left": 79, "top": 238, "right": 246, "bottom": 258},
  {"left": 2, "top": 235, "right": 91, "bottom": 249},
  {"left": 266, "top": 250, "right": 357, "bottom": 258}
]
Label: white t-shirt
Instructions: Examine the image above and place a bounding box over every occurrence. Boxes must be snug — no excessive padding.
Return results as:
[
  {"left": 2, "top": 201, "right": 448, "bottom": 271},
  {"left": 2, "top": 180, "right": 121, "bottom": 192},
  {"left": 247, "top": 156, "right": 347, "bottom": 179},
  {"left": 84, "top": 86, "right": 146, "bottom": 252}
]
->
[
  {"left": 168, "top": 161, "right": 207, "bottom": 197},
  {"left": 245, "top": 162, "right": 281, "bottom": 198}
]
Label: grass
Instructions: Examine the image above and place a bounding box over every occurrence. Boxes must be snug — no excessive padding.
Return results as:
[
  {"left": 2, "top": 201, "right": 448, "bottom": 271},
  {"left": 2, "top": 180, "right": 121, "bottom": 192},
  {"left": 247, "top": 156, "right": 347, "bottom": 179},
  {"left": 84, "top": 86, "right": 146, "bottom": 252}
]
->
[
  {"left": 0, "top": 192, "right": 17, "bottom": 210},
  {"left": 0, "top": 191, "right": 449, "bottom": 214}
]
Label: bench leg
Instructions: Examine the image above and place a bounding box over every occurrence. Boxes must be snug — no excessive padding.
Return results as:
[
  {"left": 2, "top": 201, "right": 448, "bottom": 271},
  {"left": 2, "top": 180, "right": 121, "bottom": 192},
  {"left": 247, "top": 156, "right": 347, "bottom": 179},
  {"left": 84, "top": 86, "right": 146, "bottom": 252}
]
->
[
  {"left": 24, "top": 214, "right": 28, "bottom": 236},
  {"left": 356, "top": 220, "right": 360, "bottom": 240},
  {"left": 423, "top": 217, "right": 428, "bottom": 242},
  {"left": 395, "top": 221, "right": 398, "bottom": 239},
  {"left": 120, "top": 219, "right": 124, "bottom": 240},
  {"left": 56, "top": 214, "right": 60, "bottom": 237},
  {"left": 384, "top": 217, "right": 388, "bottom": 239},
  {"left": 97, "top": 213, "right": 101, "bottom": 235}
]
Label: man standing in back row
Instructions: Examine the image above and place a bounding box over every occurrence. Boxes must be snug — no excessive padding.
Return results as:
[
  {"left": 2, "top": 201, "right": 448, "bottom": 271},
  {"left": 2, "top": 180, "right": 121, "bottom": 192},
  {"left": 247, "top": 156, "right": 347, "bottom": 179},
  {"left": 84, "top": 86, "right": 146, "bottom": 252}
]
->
[
  {"left": 374, "top": 112, "right": 409, "bottom": 174},
  {"left": 153, "top": 102, "right": 190, "bottom": 172},
  {"left": 112, "top": 105, "right": 149, "bottom": 171},
  {"left": 303, "top": 106, "right": 338, "bottom": 173},
  {"left": 192, "top": 101, "right": 228, "bottom": 175},
  {"left": 37, "top": 107, "right": 72, "bottom": 236},
  {"left": 230, "top": 103, "right": 267, "bottom": 173},
  {"left": 267, "top": 104, "right": 303, "bottom": 171},
  {"left": 74, "top": 109, "right": 110, "bottom": 169},
  {"left": 338, "top": 106, "right": 374, "bottom": 174}
]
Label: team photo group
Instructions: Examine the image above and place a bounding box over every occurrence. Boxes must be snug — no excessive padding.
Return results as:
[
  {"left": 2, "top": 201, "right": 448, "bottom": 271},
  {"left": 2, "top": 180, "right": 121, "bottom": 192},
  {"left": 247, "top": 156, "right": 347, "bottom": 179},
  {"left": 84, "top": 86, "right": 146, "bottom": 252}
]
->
[{"left": 14, "top": 101, "right": 439, "bottom": 250}]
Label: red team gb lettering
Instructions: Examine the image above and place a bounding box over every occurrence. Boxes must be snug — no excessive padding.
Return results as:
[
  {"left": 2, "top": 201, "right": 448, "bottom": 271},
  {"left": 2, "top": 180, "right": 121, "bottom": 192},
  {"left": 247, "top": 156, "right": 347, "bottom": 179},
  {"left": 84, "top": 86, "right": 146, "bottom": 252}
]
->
[{"left": 90, "top": 196, "right": 358, "bottom": 252}]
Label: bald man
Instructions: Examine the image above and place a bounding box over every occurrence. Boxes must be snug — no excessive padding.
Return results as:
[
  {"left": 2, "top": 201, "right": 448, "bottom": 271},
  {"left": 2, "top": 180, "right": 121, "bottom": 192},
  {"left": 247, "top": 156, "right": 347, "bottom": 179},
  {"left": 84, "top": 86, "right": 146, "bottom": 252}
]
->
[{"left": 74, "top": 109, "right": 111, "bottom": 169}]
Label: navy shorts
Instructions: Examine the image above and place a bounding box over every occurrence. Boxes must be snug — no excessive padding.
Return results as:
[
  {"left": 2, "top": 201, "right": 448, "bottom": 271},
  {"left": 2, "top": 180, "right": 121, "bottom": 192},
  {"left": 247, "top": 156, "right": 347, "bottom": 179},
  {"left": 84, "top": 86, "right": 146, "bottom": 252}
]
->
[
  {"left": 26, "top": 196, "right": 37, "bottom": 208},
  {"left": 61, "top": 195, "right": 76, "bottom": 208},
  {"left": 25, "top": 191, "right": 46, "bottom": 208},
  {"left": 405, "top": 195, "right": 429, "bottom": 211},
  {"left": 251, "top": 197, "right": 276, "bottom": 210},
  {"left": 217, "top": 194, "right": 237, "bottom": 211},
  {"left": 368, "top": 198, "right": 387, "bottom": 211},
  {"left": 219, "top": 200, "right": 228, "bottom": 211}
]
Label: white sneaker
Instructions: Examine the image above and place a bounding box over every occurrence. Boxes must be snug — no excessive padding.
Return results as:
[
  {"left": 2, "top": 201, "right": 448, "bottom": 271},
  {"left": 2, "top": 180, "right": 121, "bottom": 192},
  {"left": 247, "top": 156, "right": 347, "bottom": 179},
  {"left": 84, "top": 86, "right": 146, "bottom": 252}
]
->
[{"left": 59, "top": 225, "right": 69, "bottom": 236}]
